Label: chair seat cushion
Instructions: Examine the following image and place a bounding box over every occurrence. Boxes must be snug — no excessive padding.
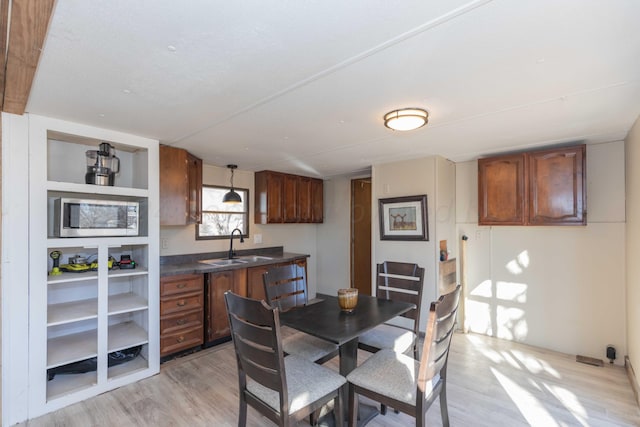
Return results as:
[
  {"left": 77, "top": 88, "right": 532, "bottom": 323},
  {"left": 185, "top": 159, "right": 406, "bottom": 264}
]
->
[
  {"left": 358, "top": 323, "right": 416, "bottom": 354},
  {"left": 247, "top": 355, "right": 346, "bottom": 414},
  {"left": 283, "top": 331, "right": 338, "bottom": 362},
  {"left": 346, "top": 349, "right": 438, "bottom": 405}
]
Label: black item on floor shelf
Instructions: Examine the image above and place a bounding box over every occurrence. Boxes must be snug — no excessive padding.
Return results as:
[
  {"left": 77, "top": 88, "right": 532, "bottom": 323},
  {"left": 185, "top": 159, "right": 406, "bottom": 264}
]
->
[{"left": 47, "top": 345, "right": 142, "bottom": 381}]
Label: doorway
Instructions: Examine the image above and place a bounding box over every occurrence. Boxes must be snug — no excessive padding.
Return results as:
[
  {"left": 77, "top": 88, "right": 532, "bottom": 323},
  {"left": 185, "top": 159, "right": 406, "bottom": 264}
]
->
[{"left": 350, "top": 178, "right": 371, "bottom": 295}]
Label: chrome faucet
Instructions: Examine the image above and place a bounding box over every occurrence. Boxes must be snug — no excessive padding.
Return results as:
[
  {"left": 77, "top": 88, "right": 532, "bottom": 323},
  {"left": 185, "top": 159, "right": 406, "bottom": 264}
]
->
[{"left": 228, "top": 228, "right": 244, "bottom": 259}]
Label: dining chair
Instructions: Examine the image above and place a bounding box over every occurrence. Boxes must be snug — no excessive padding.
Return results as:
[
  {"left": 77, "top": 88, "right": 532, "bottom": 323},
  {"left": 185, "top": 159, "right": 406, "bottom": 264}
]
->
[
  {"left": 263, "top": 264, "right": 339, "bottom": 364},
  {"left": 225, "top": 291, "right": 346, "bottom": 427},
  {"left": 346, "top": 285, "right": 461, "bottom": 427},
  {"left": 358, "top": 261, "right": 425, "bottom": 360}
]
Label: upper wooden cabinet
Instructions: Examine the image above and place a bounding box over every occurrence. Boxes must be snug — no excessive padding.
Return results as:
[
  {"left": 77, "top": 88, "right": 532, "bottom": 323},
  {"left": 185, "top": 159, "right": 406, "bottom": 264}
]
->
[
  {"left": 255, "top": 170, "right": 323, "bottom": 224},
  {"left": 478, "top": 145, "right": 586, "bottom": 226},
  {"left": 160, "top": 145, "right": 203, "bottom": 226}
]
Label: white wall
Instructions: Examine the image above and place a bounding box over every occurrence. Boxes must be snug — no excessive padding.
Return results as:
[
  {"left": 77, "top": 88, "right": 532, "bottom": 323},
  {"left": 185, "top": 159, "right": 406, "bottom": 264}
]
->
[
  {"left": 316, "top": 173, "right": 358, "bottom": 296},
  {"left": 456, "top": 141, "right": 627, "bottom": 364},
  {"left": 160, "top": 164, "right": 321, "bottom": 294},
  {"left": 371, "top": 155, "right": 456, "bottom": 332},
  {"left": 625, "top": 116, "right": 640, "bottom": 382}
]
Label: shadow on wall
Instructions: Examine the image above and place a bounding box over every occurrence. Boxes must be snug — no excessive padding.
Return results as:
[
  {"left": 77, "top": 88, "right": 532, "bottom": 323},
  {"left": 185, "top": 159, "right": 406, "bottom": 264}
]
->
[{"left": 467, "top": 250, "right": 530, "bottom": 341}]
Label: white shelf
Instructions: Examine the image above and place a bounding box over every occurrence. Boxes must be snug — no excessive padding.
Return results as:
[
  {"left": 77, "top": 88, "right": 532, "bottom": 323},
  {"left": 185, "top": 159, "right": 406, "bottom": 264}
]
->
[
  {"left": 47, "top": 271, "right": 98, "bottom": 284},
  {"left": 108, "top": 293, "right": 148, "bottom": 315},
  {"left": 108, "top": 321, "right": 148, "bottom": 352},
  {"left": 48, "top": 298, "right": 98, "bottom": 326},
  {"left": 108, "top": 354, "right": 148, "bottom": 381},
  {"left": 109, "top": 267, "right": 148, "bottom": 278},
  {"left": 24, "top": 116, "right": 160, "bottom": 419},
  {"left": 47, "top": 329, "right": 98, "bottom": 369},
  {"left": 47, "top": 236, "right": 149, "bottom": 248},
  {"left": 46, "top": 370, "right": 97, "bottom": 401},
  {"left": 47, "top": 181, "right": 148, "bottom": 198},
  {"left": 46, "top": 267, "right": 148, "bottom": 284}
]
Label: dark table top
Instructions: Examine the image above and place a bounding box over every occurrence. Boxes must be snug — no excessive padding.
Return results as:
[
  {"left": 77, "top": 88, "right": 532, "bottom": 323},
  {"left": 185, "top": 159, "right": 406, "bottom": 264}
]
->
[{"left": 279, "top": 293, "right": 416, "bottom": 346}]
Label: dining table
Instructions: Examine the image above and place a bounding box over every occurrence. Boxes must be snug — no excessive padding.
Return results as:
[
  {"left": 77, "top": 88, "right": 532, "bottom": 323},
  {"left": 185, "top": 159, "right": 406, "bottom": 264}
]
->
[{"left": 279, "top": 292, "right": 416, "bottom": 426}]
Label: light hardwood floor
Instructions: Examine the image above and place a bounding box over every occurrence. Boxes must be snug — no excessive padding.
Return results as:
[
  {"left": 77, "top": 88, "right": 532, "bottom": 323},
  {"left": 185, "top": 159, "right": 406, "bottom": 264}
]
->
[{"left": 19, "top": 333, "right": 640, "bottom": 426}]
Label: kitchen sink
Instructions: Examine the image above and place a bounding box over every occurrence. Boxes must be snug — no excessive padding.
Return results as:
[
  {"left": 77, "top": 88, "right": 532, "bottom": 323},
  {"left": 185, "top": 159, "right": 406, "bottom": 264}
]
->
[
  {"left": 198, "top": 258, "right": 249, "bottom": 267},
  {"left": 239, "top": 255, "right": 274, "bottom": 262}
]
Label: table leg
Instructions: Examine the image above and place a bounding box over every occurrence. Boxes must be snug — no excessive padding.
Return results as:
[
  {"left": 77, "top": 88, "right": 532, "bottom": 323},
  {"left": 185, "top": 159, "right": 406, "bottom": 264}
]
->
[{"left": 317, "top": 338, "right": 378, "bottom": 427}]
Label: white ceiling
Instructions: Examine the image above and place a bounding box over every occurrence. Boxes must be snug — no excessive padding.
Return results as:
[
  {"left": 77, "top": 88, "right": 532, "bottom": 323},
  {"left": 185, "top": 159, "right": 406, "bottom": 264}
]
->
[{"left": 26, "top": 0, "right": 640, "bottom": 178}]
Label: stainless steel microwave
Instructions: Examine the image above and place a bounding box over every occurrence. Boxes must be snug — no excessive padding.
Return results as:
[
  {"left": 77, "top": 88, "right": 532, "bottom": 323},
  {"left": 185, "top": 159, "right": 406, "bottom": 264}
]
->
[{"left": 53, "top": 198, "right": 139, "bottom": 237}]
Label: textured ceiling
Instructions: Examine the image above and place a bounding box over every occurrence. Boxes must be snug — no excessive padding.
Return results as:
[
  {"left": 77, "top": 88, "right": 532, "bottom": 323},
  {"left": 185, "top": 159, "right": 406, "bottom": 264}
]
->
[{"left": 26, "top": 0, "right": 640, "bottom": 177}]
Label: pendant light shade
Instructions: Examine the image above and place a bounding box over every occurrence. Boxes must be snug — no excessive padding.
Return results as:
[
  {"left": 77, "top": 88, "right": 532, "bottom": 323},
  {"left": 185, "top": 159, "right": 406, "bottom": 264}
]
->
[
  {"left": 223, "top": 164, "right": 242, "bottom": 204},
  {"left": 384, "top": 108, "right": 428, "bottom": 131}
]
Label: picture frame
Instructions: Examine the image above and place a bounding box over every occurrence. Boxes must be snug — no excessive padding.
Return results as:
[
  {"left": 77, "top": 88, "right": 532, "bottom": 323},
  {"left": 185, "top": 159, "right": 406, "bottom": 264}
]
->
[{"left": 378, "top": 194, "right": 428, "bottom": 241}]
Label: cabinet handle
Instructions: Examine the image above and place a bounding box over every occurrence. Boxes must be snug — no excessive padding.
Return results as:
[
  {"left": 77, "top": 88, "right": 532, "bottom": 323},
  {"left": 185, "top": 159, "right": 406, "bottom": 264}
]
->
[
  {"left": 177, "top": 300, "right": 186, "bottom": 307},
  {"left": 176, "top": 319, "right": 187, "bottom": 325},
  {"left": 177, "top": 283, "right": 186, "bottom": 289},
  {"left": 177, "top": 336, "right": 185, "bottom": 343}
]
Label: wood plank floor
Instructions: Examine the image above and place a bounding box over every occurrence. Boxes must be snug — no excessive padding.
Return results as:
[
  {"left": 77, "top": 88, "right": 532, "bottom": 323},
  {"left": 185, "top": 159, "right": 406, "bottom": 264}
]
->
[{"left": 19, "top": 333, "right": 640, "bottom": 426}]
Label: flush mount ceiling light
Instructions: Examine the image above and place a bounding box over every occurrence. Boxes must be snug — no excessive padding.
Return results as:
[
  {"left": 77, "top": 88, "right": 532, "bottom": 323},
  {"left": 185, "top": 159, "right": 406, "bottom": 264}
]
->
[
  {"left": 383, "top": 108, "right": 429, "bottom": 131},
  {"left": 223, "top": 164, "right": 242, "bottom": 204}
]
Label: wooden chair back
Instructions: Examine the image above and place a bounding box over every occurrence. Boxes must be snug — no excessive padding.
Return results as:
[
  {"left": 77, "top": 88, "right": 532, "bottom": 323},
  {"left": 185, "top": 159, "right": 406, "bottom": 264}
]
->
[
  {"left": 417, "top": 284, "right": 461, "bottom": 393},
  {"left": 263, "top": 263, "right": 308, "bottom": 312},
  {"left": 224, "top": 291, "right": 289, "bottom": 418},
  {"left": 376, "top": 261, "right": 425, "bottom": 326}
]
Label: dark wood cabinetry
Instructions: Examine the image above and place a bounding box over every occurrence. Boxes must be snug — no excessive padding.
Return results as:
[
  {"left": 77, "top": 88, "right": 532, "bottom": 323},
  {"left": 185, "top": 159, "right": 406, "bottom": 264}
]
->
[
  {"left": 159, "top": 145, "right": 202, "bottom": 226},
  {"left": 206, "top": 269, "right": 247, "bottom": 343},
  {"left": 160, "top": 257, "right": 310, "bottom": 356},
  {"left": 478, "top": 145, "right": 586, "bottom": 226},
  {"left": 478, "top": 154, "right": 526, "bottom": 225},
  {"left": 160, "top": 274, "right": 204, "bottom": 357},
  {"left": 246, "top": 258, "right": 307, "bottom": 301},
  {"left": 255, "top": 170, "right": 323, "bottom": 224}
]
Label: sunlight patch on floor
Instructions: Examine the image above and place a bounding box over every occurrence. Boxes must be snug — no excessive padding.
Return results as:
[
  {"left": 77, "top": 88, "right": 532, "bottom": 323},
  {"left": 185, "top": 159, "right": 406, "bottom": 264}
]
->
[
  {"left": 491, "top": 367, "right": 559, "bottom": 427},
  {"left": 543, "top": 382, "right": 589, "bottom": 426}
]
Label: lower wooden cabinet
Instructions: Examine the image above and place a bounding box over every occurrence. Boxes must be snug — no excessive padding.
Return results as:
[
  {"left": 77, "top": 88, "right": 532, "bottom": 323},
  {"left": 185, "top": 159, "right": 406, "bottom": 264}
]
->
[
  {"left": 160, "top": 274, "right": 204, "bottom": 357},
  {"left": 160, "top": 258, "right": 311, "bottom": 354},
  {"left": 206, "top": 269, "right": 247, "bottom": 343}
]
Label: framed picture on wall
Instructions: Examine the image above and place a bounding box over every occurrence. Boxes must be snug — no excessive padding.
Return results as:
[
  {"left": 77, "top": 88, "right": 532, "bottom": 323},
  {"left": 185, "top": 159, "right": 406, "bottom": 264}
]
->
[{"left": 378, "top": 194, "right": 428, "bottom": 241}]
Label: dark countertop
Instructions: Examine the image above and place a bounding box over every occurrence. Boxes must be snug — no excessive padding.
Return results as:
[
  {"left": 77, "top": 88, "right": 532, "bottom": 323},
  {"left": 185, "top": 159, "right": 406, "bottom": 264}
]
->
[{"left": 160, "top": 247, "right": 309, "bottom": 277}]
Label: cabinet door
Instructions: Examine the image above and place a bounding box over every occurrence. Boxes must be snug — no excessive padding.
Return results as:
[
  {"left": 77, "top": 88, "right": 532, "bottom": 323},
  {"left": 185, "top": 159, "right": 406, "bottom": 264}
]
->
[
  {"left": 259, "top": 172, "right": 285, "bottom": 223},
  {"left": 247, "top": 265, "right": 269, "bottom": 301},
  {"left": 283, "top": 174, "right": 299, "bottom": 222},
  {"left": 528, "top": 145, "right": 586, "bottom": 225},
  {"left": 160, "top": 146, "right": 202, "bottom": 226},
  {"left": 160, "top": 146, "right": 189, "bottom": 225},
  {"left": 206, "top": 270, "right": 246, "bottom": 342},
  {"left": 311, "top": 178, "right": 323, "bottom": 223},
  {"left": 187, "top": 153, "right": 202, "bottom": 224},
  {"left": 478, "top": 154, "right": 526, "bottom": 225},
  {"left": 297, "top": 176, "right": 312, "bottom": 223}
]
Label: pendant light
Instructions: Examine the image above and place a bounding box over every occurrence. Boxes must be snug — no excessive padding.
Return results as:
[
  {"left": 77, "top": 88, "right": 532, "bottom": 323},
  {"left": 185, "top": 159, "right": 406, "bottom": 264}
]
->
[{"left": 223, "top": 164, "right": 242, "bottom": 204}]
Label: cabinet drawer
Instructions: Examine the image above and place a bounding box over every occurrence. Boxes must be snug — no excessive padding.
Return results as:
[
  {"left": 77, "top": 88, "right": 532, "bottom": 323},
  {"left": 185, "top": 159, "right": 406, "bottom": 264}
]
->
[
  {"left": 160, "top": 274, "right": 204, "bottom": 297},
  {"left": 160, "top": 292, "right": 203, "bottom": 316},
  {"left": 160, "top": 325, "right": 203, "bottom": 356},
  {"left": 160, "top": 309, "right": 203, "bottom": 335}
]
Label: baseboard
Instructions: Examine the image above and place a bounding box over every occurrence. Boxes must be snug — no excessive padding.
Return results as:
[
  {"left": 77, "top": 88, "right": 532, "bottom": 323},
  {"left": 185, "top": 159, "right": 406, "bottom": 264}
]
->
[{"left": 625, "top": 356, "right": 640, "bottom": 407}]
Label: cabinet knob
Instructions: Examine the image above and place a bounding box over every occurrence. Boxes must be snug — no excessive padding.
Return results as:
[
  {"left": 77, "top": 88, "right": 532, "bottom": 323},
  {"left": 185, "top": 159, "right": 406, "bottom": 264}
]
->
[
  {"left": 177, "top": 300, "right": 186, "bottom": 307},
  {"left": 177, "top": 336, "right": 185, "bottom": 343},
  {"left": 176, "top": 319, "right": 187, "bottom": 325},
  {"left": 177, "top": 283, "right": 186, "bottom": 289}
]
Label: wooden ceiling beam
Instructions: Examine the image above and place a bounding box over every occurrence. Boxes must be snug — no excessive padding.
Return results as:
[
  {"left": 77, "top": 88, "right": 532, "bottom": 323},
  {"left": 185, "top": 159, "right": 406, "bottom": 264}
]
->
[
  {"left": 0, "top": 0, "right": 9, "bottom": 106},
  {"left": 2, "top": 0, "right": 56, "bottom": 115}
]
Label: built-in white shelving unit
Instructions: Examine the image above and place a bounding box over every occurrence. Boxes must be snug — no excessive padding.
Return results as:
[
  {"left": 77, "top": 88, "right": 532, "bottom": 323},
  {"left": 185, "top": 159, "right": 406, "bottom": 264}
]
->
[{"left": 26, "top": 115, "right": 160, "bottom": 418}]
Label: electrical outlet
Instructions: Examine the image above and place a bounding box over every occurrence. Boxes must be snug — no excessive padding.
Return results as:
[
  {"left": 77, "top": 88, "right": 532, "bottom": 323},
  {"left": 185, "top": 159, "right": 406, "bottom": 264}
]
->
[
  {"left": 475, "top": 230, "right": 482, "bottom": 240},
  {"left": 161, "top": 238, "right": 169, "bottom": 249},
  {"left": 253, "top": 234, "right": 262, "bottom": 244}
]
